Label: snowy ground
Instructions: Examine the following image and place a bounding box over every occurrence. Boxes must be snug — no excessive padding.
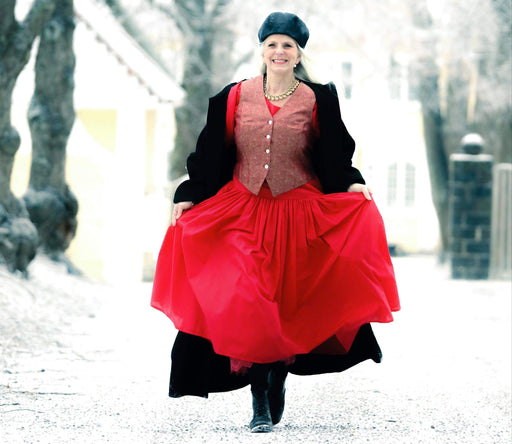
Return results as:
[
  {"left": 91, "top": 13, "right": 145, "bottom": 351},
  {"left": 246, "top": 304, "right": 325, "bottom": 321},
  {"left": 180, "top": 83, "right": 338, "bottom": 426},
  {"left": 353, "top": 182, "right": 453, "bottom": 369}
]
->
[{"left": 0, "top": 255, "right": 511, "bottom": 444}]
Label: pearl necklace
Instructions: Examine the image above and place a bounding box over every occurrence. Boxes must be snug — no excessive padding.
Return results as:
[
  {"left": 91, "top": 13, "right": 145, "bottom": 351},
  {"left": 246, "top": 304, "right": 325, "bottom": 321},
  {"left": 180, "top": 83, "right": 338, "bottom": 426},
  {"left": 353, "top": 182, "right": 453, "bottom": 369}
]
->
[{"left": 263, "top": 75, "right": 300, "bottom": 101}]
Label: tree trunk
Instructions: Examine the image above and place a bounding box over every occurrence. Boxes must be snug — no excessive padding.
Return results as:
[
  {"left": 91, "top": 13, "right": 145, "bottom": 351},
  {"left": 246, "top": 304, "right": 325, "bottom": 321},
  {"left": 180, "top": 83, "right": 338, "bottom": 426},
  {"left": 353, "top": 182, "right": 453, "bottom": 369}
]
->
[
  {"left": 171, "top": 29, "right": 215, "bottom": 179},
  {"left": 0, "top": 0, "right": 57, "bottom": 275},
  {"left": 24, "top": 0, "right": 79, "bottom": 272},
  {"left": 418, "top": 72, "right": 450, "bottom": 254},
  {"left": 408, "top": 1, "right": 451, "bottom": 255},
  {"left": 169, "top": 0, "right": 234, "bottom": 179}
]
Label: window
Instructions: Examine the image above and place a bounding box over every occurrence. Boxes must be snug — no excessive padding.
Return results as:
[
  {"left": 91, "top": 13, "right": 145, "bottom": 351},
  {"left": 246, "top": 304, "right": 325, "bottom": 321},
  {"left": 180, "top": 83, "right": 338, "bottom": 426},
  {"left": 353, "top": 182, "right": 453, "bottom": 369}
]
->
[
  {"left": 407, "top": 64, "right": 420, "bottom": 101},
  {"left": 390, "top": 56, "right": 420, "bottom": 102},
  {"left": 387, "top": 162, "right": 417, "bottom": 208},
  {"left": 405, "top": 163, "right": 416, "bottom": 207},
  {"left": 389, "top": 57, "right": 401, "bottom": 100},
  {"left": 341, "top": 61, "right": 352, "bottom": 99},
  {"left": 387, "top": 163, "right": 398, "bottom": 206}
]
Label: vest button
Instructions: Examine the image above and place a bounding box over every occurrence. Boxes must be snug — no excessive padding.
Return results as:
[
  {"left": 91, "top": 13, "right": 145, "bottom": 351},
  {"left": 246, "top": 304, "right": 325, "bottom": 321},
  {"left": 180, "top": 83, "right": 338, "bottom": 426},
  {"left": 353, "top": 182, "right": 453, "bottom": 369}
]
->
[
  {"left": 264, "top": 164, "right": 269, "bottom": 169},
  {"left": 266, "top": 149, "right": 270, "bottom": 154},
  {"left": 266, "top": 134, "right": 271, "bottom": 139},
  {"left": 268, "top": 120, "right": 273, "bottom": 125}
]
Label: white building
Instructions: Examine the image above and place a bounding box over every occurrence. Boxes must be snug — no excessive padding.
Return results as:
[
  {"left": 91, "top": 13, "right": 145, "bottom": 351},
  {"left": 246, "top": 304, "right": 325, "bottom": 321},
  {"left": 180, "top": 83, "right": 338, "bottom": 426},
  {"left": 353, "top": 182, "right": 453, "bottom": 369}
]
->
[
  {"left": 12, "top": 0, "right": 184, "bottom": 283},
  {"left": 316, "top": 50, "right": 440, "bottom": 254}
]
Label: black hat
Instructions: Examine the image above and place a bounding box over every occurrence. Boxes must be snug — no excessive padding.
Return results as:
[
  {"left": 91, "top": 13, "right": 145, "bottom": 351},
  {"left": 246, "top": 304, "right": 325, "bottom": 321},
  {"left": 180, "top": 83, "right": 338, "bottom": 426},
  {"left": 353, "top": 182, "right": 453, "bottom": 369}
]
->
[{"left": 258, "top": 12, "right": 309, "bottom": 48}]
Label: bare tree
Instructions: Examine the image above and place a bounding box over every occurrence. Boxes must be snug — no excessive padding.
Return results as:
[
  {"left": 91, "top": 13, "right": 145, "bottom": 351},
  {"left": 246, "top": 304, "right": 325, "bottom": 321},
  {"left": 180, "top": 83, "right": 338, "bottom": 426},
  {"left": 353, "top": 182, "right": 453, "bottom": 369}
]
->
[
  {"left": 23, "top": 0, "right": 79, "bottom": 272},
  {"left": 103, "top": 0, "right": 245, "bottom": 179},
  {"left": 408, "top": 0, "right": 511, "bottom": 255},
  {"left": 407, "top": 1, "right": 451, "bottom": 255},
  {"left": 102, "top": 0, "right": 172, "bottom": 73},
  {"left": 320, "top": 0, "right": 510, "bottom": 254},
  {"left": 475, "top": 0, "right": 512, "bottom": 163},
  {"left": 147, "top": 0, "right": 236, "bottom": 179},
  {"left": 0, "top": 0, "right": 58, "bottom": 274}
]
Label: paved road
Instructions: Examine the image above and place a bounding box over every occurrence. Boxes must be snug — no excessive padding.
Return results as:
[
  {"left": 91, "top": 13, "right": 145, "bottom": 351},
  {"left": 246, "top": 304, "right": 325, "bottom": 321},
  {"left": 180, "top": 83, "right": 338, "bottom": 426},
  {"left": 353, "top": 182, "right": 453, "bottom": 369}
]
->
[{"left": 1, "top": 256, "right": 510, "bottom": 443}]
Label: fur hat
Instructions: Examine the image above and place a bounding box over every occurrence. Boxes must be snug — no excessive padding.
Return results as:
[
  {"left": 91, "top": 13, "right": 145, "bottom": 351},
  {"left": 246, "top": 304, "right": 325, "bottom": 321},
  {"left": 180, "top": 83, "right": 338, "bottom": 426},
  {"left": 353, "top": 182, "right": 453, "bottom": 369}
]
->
[{"left": 258, "top": 12, "right": 309, "bottom": 48}]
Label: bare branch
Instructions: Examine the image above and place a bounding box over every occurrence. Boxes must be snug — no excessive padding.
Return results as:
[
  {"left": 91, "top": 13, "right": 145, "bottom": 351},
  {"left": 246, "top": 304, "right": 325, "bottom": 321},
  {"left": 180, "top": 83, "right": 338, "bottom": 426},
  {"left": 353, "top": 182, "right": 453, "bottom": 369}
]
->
[
  {"left": 1, "top": 0, "right": 58, "bottom": 80},
  {"left": 101, "top": 0, "right": 172, "bottom": 75},
  {"left": 18, "top": 0, "right": 58, "bottom": 55},
  {"left": 150, "top": 0, "right": 193, "bottom": 35}
]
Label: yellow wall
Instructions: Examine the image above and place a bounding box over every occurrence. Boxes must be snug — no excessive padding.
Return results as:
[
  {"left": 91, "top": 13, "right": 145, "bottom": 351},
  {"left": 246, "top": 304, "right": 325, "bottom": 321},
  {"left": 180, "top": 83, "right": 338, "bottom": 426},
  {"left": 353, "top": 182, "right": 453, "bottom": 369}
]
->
[
  {"left": 66, "top": 155, "right": 106, "bottom": 279},
  {"left": 11, "top": 153, "right": 30, "bottom": 198},
  {"left": 145, "top": 109, "right": 156, "bottom": 195},
  {"left": 77, "top": 110, "right": 117, "bottom": 152},
  {"left": 66, "top": 110, "right": 118, "bottom": 280}
]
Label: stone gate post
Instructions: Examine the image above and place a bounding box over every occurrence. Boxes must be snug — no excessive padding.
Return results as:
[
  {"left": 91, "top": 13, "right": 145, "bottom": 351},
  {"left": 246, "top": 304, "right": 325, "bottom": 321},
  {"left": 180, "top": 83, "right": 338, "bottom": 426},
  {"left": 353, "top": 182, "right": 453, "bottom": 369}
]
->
[{"left": 449, "top": 134, "right": 493, "bottom": 279}]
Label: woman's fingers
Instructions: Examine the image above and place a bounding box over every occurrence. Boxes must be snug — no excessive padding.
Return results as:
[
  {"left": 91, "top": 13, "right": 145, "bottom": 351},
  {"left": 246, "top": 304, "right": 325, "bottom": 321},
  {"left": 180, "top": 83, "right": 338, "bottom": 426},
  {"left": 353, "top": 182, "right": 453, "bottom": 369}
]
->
[
  {"left": 348, "top": 183, "right": 372, "bottom": 200},
  {"left": 171, "top": 201, "right": 194, "bottom": 226},
  {"left": 361, "top": 186, "right": 372, "bottom": 200},
  {"left": 171, "top": 207, "right": 181, "bottom": 226}
]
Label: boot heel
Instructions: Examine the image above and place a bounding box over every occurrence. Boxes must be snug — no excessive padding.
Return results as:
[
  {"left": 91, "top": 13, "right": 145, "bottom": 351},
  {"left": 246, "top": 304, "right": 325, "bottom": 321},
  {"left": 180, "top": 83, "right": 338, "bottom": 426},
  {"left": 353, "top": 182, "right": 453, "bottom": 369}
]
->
[
  {"left": 248, "top": 364, "right": 273, "bottom": 433},
  {"left": 250, "top": 422, "right": 273, "bottom": 433}
]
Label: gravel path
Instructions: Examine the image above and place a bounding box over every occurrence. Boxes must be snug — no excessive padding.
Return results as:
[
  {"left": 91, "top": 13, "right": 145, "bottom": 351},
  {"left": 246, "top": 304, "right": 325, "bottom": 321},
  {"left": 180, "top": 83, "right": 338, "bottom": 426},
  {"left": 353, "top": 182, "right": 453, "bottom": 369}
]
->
[{"left": 1, "top": 255, "right": 510, "bottom": 444}]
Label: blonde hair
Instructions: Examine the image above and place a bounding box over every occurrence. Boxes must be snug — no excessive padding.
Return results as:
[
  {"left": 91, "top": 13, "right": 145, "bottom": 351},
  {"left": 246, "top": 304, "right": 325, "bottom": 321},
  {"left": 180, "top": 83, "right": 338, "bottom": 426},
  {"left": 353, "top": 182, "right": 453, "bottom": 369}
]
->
[{"left": 259, "top": 39, "right": 319, "bottom": 84}]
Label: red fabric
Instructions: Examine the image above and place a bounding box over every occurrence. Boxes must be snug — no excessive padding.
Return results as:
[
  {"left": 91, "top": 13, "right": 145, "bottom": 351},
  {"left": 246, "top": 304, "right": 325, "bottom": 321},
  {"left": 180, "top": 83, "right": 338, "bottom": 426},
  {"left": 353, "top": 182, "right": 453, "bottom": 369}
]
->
[
  {"left": 151, "top": 177, "right": 400, "bottom": 364},
  {"left": 225, "top": 82, "right": 319, "bottom": 146},
  {"left": 225, "top": 83, "right": 240, "bottom": 146},
  {"left": 265, "top": 97, "right": 282, "bottom": 115}
]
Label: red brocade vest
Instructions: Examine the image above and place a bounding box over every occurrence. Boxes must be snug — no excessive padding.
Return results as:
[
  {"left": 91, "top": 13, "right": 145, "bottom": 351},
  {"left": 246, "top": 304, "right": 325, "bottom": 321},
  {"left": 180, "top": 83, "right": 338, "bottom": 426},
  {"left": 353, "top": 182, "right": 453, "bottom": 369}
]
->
[{"left": 233, "top": 76, "right": 317, "bottom": 196}]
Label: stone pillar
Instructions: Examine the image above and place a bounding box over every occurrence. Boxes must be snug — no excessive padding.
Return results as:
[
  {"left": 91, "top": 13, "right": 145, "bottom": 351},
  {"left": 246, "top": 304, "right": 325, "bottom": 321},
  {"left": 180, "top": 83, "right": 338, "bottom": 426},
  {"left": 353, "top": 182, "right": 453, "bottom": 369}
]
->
[{"left": 449, "top": 134, "right": 493, "bottom": 279}]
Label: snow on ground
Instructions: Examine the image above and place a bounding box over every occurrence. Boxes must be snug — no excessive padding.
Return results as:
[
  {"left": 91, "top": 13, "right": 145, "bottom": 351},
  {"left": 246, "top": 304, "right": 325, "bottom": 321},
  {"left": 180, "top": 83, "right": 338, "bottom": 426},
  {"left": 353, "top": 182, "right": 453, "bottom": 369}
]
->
[{"left": 0, "top": 254, "right": 511, "bottom": 444}]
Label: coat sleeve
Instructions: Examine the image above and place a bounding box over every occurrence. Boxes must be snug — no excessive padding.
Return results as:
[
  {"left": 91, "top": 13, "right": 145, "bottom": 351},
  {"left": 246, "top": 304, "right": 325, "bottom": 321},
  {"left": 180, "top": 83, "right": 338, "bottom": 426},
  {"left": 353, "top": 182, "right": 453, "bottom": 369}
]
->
[
  {"left": 173, "top": 126, "right": 209, "bottom": 204},
  {"left": 311, "top": 82, "right": 365, "bottom": 194},
  {"left": 173, "top": 83, "right": 238, "bottom": 204}
]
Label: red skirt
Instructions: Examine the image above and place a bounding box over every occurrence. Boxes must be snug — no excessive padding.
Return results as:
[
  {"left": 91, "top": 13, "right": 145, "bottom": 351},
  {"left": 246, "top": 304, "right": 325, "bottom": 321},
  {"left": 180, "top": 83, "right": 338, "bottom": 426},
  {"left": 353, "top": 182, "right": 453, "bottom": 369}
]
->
[{"left": 151, "top": 176, "right": 400, "bottom": 364}]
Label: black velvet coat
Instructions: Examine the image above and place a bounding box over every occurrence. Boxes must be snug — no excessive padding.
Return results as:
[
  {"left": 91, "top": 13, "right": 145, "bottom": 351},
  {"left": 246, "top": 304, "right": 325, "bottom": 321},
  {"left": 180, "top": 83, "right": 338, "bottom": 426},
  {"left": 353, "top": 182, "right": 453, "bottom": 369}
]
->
[
  {"left": 174, "top": 80, "right": 364, "bottom": 204},
  {"left": 168, "top": 79, "right": 381, "bottom": 398}
]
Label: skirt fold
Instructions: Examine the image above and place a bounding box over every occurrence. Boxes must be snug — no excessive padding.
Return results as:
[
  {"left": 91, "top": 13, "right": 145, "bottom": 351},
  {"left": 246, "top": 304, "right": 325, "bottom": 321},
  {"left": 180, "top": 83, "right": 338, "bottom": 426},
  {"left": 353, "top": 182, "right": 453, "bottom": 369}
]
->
[{"left": 152, "top": 177, "right": 400, "bottom": 365}]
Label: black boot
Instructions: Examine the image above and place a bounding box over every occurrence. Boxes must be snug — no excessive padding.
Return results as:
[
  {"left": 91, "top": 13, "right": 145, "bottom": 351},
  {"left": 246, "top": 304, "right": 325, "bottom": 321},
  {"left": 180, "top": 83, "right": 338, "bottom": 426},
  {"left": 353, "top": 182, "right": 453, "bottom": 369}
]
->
[
  {"left": 268, "top": 362, "right": 288, "bottom": 425},
  {"left": 248, "top": 364, "right": 272, "bottom": 433}
]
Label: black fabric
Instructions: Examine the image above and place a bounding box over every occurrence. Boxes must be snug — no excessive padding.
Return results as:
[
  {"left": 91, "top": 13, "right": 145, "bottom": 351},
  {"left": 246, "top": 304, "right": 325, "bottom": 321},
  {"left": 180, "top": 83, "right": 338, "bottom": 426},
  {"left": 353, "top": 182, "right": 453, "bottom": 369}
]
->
[
  {"left": 174, "top": 82, "right": 238, "bottom": 205},
  {"left": 308, "top": 81, "right": 365, "bottom": 194},
  {"left": 168, "top": 331, "right": 249, "bottom": 398},
  {"left": 289, "top": 324, "right": 382, "bottom": 375},
  {"left": 173, "top": 80, "right": 364, "bottom": 205},
  {"left": 168, "top": 324, "right": 382, "bottom": 398},
  {"left": 258, "top": 12, "right": 310, "bottom": 48}
]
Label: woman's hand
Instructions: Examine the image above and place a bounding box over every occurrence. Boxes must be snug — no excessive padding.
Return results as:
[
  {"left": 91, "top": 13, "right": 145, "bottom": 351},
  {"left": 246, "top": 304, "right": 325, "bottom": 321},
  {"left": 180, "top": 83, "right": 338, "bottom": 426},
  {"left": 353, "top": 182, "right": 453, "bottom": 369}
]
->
[
  {"left": 171, "top": 201, "right": 194, "bottom": 226},
  {"left": 348, "top": 183, "right": 372, "bottom": 200}
]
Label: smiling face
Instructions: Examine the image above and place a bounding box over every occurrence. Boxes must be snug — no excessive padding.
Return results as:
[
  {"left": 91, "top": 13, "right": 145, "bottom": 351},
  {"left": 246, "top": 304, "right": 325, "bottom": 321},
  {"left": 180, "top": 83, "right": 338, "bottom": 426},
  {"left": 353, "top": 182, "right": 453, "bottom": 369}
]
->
[{"left": 262, "top": 34, "right": 301, "bottom": 76}]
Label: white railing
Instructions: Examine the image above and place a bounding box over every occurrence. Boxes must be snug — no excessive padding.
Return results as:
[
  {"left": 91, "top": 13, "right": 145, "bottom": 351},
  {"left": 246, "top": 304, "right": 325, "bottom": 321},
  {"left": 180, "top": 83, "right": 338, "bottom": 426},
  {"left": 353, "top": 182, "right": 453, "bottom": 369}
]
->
[{"left": 490, "top": 163, "right": 512, "bottom": 280}]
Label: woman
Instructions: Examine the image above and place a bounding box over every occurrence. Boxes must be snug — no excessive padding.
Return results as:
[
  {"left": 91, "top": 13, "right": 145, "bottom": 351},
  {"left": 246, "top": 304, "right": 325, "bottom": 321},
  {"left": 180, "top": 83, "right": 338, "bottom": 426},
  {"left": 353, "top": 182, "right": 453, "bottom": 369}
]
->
[{"left": 151, "top": 12, "right": 400, "bottom": 433}]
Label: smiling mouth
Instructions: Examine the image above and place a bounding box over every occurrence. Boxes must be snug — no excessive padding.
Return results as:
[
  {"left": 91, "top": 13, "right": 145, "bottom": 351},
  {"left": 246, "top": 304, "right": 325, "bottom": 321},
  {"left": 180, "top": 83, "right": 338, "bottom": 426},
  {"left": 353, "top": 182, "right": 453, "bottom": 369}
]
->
[{"left": 272, "top": 59, "right": 288, "bottom": 64}]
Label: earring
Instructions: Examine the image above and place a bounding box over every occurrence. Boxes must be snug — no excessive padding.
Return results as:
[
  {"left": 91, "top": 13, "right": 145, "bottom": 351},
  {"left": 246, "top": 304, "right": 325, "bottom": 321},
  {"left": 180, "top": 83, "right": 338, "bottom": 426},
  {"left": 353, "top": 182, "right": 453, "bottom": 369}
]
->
[{"left": 294, "top": 64, "right": 297, "bottom": 68}]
